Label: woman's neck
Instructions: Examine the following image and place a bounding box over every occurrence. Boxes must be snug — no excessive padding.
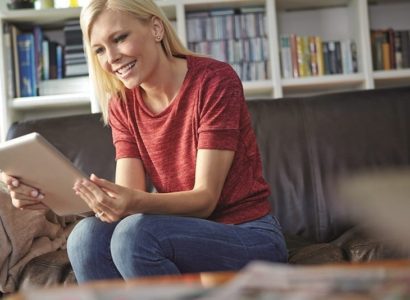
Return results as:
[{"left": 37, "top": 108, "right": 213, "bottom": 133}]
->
[{"left": 141, "top": 56, "right": 187, "bottom": 113}]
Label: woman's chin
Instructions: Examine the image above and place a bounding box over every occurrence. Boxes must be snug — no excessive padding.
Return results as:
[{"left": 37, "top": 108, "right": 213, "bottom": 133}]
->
[{"left": 121, "top": 79, "right": 140, "bottom": 89}]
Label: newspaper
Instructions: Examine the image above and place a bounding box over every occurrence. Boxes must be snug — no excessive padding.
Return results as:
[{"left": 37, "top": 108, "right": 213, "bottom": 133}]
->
[{"left": 201, "top": 261, "right": 410, "bottom": 300}]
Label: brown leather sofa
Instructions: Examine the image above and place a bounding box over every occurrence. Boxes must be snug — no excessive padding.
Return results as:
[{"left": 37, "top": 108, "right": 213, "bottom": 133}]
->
[{"left": 2, "top": 86, "right": 410, "bottom": 295}]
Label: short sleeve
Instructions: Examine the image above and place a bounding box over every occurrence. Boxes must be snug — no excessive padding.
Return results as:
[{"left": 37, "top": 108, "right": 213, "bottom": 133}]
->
[
  {"left": 108, "top": 97, "right": 141, "bottom": 160},
  {"left": 197, "top": 64, "right": 244, "bottom": 151}
]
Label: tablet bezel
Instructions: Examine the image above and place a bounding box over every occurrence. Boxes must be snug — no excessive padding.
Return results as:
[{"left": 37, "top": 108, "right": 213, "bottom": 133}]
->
[{"left": 0, "top": 132, "right": 91, "bottom": 215}]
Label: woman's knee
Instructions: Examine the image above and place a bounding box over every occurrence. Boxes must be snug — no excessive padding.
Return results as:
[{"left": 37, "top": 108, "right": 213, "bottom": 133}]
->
[
  {"left": 110, "top": 215, "right": 165, "bottom": 259},
  {"left": 67, "top": 218, "right": 95, "bottom": 255},
  {"left": 67, "top": 217, "right": 116, "bottom": 260}
]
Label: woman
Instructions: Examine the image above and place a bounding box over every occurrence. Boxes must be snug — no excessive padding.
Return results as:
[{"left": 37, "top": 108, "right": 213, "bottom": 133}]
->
[{"left": 2, "top": 0, "right": 287, "bottom": 282}]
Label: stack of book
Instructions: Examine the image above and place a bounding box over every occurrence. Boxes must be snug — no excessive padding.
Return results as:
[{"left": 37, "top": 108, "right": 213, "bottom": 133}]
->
[
  {"left": 186, "top": 7, "right": 269, "bottom": 81},
  {"left": 279, "top": 34, "right": 358, "bottom": 79},
  {"left": 3, "top": 23, "right": 65, "bottom": 98},
  {"left": 64, "top": 20, "right": 88, "bottom": 77},
  {"left": 371, "top": 29, "right": 410, "bottom": 71}
]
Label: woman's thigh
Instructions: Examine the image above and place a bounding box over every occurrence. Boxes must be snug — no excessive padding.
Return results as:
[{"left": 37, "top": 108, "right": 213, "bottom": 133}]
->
[{"left": 111, "top": 214, "right": 287, "bottom": 274}]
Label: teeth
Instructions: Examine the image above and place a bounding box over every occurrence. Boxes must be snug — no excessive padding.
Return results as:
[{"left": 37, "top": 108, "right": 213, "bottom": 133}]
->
[{"left": 116, "top": 61, "right": 136, "bottom": 75}]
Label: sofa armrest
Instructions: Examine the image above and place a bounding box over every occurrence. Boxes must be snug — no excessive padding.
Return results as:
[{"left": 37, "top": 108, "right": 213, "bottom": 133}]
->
[
  {"left": 331, "top": 226, "right": 410, "bottom": 262},
  {"left": 285, "top": 234, "right": 346, "bottom": 264}
]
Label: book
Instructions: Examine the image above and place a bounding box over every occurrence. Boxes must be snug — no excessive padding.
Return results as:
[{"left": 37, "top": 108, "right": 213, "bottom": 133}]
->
[
  {"left": 10, "top": 24, "right": 21, "bottom": 98},
  {"left": 42, "top": 39, "right": 50, "bottom": 80},
  {"left": 290, "top": 34, "right": 299, "bottom": 78},
  {"left": 38, "top": 76, "right": 89, "bottom": 96},
  {"left": 17, "top": 33, "right": 36, "bottom": 97},
  {"left": 280, "top": 36, "right": 292, "bottom": 78},
  {"left": 2, "top": 23, "right": 16, "bottom": 99},
  {"left": 33, "top": 25, "right": 43, "bottom": 96},
  {"left": 65, "top": 63, "right": 89, "bottom": 77},
  {"left": 315, "top": 36, "right": 324, "bottom": 76},
  {"left": 308, "top": 36, "right": 318, "bottom": 76},
  {"left": 394, "top": 31, "right": 403, "bottom": 69}
]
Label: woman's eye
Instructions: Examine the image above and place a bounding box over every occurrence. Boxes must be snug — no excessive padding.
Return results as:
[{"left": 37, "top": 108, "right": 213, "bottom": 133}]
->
[
  {"left": 114, "top": 34, "right": 127, "bottom": 43},
  {"left": 94, "top": 47, "right": 104, "bottom": 55}
]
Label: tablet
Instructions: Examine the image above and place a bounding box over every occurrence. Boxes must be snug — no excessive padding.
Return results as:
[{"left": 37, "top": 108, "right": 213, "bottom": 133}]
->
[{"left": 0, "top": 132, "right": 91, "bottom": 216}]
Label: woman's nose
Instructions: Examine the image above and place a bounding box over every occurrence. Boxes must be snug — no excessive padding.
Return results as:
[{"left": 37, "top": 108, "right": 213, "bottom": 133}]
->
[{"left": 107, "top": 47, "right": 121, "bottom": 64}]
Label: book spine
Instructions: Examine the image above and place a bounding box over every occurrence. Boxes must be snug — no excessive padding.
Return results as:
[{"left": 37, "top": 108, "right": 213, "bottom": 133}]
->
[
  {"left": 315, "top": 36, "right": 324, "bottom": 76},
  {"left": 280, "top": 35, "right": 292, "bottom": 78},
  {"left": 11, "top": 25, "right": 21, "bottom": 97},
  {"left": 42, "top": 40, "right": 50, "bottom": 80},
  {"left": 3, "top": 23, "right": 16, "bottom": 98},
  {"left": 33, "top": 25, "right": 43, "bottom": 96},
  {"left": 394, "top": 30, "right": 403, "bottom": 69},
  {"left": 350, "top": 41, "right": 358, "bottom": 73},
  {"left": 56, "top": 45, "right": 64, "bottom": 79},
  {"left": 17, "top": 33, "right": 36, "bottom": 97},
  {"left": 290, "top": 34, "right": 299, "bottom": 78},
  {"left": 309, "top": 36, "right": 318, "bottom": 76}
]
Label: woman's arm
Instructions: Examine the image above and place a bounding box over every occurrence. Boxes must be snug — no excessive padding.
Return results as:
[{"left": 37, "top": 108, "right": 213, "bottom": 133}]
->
[
  {"left": 129, "top": 148, "right": 234, "bottom": 218},
  {"left": 74, "top": 149, "right": 234, "bottom": 222},
  {"left": 115, "top": 158, "right": 146, "bottom": 191}
]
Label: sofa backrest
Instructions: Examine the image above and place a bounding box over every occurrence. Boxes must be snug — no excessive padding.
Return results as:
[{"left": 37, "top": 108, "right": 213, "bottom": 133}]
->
[
  {"left": 247, "top": 86, "right": 410, "bottom": 243},
  {"left": 7, "top": 86, "right": 410, "bottom": 244}
]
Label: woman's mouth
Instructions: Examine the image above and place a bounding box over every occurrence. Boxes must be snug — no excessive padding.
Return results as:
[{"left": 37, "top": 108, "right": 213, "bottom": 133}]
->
[{"left": 115, "top": 60, "right": 136, "bottom": 77}]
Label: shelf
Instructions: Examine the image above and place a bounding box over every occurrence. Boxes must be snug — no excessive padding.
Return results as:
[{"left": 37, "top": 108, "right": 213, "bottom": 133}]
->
[
  {"left": 373, "top": 69, "right": 410, "bottom": 80},
  {"left": 282, "top": 73, "right": 364, "bottom": 88},
  {"left": 373, "top": 69, "right": 410, "bottom": 88},
  {"left": 11, "top": 93, "right": 91, "bottom": 110},
  {"left": 276, "top": 0, "right": 350, "bottom": 11},
  {"left": 0, "top": 2, "right": 178, "bottom": 24},
  {"left": 243, "top": 80, "right": 274, "bottom": 97},
  {"left": 183, "top": 0, "right": 265, "bottom": 10},
  {"left": 281, "top": 73, "right": 365, "bottom": 96},
  {"left": 0, "top": 7, "right": 82, "bottom": 26}
]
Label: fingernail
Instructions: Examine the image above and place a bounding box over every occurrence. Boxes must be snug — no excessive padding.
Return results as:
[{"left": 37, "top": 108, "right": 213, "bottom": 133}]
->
[
  {"left": 38, "top": 194, "right": 44, "bottom": 200},
  {"left": 12, "top": 180, "right": 19, "bottom": 187},
  {"left": 31, "top": 190, "right": 39, "bottom": 197}
]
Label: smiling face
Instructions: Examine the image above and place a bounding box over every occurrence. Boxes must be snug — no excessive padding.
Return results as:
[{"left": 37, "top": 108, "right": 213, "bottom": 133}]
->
[{"left": 89, "top": 9, "right": 163, "bottom": 89}]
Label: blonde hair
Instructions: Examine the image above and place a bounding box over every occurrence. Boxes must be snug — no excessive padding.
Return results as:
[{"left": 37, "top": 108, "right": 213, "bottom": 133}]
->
[{"left": 80, "top": 0, "right": 194, "bottom": 124}]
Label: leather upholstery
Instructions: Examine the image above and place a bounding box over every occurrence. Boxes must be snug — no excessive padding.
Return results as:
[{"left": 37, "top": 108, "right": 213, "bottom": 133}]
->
[{"left": 5, "top": 86, "right": 410, "bottom": 291}]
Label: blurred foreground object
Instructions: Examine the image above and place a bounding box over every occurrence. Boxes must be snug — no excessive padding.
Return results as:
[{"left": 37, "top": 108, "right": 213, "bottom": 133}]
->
[
  {"left": 338, "top": 168, "right": 410, "bottom": 251},
  {"left": 7, "top": 0, "right": 34, "bottom": 9}
]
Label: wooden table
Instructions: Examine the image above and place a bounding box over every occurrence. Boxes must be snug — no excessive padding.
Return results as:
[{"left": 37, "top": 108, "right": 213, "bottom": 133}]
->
[{"left": 6, "top": 260, "right": 410, "bottom": 300}]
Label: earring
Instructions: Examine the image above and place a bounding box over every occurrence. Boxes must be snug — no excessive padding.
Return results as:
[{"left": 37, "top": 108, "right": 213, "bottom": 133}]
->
[{"left": 156, "top": 35, "right": 162, "bottom": 41}]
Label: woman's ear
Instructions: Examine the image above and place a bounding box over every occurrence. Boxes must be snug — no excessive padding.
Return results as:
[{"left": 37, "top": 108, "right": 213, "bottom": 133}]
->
[{"left": 151, "top": 16, "right": 164, "bottom": 42}]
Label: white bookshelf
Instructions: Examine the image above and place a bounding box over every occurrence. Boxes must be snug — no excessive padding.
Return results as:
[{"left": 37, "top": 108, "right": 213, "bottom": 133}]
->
[{"left": 0, "top": 0, "right": 409, "bottom": 141}]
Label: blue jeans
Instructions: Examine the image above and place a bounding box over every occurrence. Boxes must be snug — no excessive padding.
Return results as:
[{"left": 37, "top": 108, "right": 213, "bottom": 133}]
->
[{"left": 67, "top": 214, "right": 288, "bottom": 283}]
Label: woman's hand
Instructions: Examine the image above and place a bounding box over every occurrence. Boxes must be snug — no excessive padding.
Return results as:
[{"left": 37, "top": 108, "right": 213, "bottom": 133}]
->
[
  {"left": 73, "top": 174, "right": 139, "bottom": 223},
  {"left": 0, "top": 172, "right": 48, "bottom": 210}
]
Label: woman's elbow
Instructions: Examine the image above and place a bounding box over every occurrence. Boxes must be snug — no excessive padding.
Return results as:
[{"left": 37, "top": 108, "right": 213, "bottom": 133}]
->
[{"left": 195, "top": 189, "right": 219, "bottom": 219}]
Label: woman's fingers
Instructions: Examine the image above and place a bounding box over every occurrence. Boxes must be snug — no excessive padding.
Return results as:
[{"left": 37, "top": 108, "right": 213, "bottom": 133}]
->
[
  {"left": 2, "top": 174, "right": 45, "bottom": 209},
  {"left": 12, "top": 197, "right": 43, "bottom": 209},
  {"left": 74, "top": 178, "right": 117, "bottom": 221},
  {"left": 19, "top": 202, "right": 49, "bottom": 211},
  {"left": 90, "top": 174, "right": 120, "bottom": 193}
]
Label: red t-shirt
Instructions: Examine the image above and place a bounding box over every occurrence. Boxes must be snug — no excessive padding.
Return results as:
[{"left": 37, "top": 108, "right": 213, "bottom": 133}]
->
[{"left": 109, "top": 55, "right": 271, "bottom": 224}]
